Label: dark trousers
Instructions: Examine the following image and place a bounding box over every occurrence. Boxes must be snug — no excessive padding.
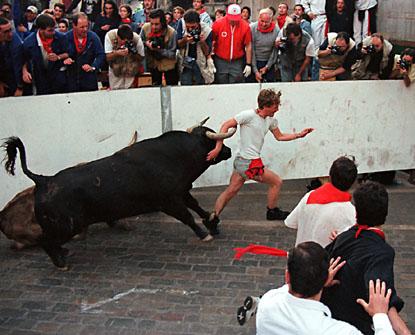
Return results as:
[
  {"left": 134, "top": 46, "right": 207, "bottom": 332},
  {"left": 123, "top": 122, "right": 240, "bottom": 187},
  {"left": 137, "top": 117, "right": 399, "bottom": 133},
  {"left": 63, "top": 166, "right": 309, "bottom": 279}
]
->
[{"left": 150, "top": 68, "right": 179, "bottom": 86}]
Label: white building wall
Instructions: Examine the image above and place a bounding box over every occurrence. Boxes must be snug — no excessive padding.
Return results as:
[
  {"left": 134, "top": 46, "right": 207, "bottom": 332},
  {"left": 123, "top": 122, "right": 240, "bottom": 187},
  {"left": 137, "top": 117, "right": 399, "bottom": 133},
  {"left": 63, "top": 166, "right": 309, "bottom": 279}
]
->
[{"left": 0, "top": 80, "right": 414, "bottom": 208}]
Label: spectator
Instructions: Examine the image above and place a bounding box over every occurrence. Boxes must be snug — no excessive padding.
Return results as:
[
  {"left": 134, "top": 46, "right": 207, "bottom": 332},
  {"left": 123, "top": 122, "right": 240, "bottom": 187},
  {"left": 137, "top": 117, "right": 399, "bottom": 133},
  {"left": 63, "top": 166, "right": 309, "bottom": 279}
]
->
[
  {"left": 205, "top": 89, "right": 313, "bottom": 231},
  {"left": 241, "top": 6, "right": 251, "bottom": 24},
  {"left": 140, "top": 9, "right": 178, "bottom": 86},
  {"left": 317, "top": 31, "right": 357, "bottom": 80},
  {"left": 268, "top": 6, "right": 277, "bottom": 22},
  {"left": 119, "top": 4, "right": 139, "bottom": 33},
  {"left": 177, "top": 9, "right": 214, "bottom": 85},
  {"left": 65, "top": 12, "right": 104, "bottom": 92},
  {"left": 0, "top": 2, "right": 15, "bottom": 30},
  {"left": 276, "top": 22, "right": 315, "bottom": 82},
  {"left": 66, "top": 0, "right": 102, "bottom": 24},
  {"left": 171, "top": 6, "right": 184, "bottom": 30},
  {"left": 352, "top": 33, "right": 394, "bottom": 80},
  {"left": 249, "top": 8, "right": 279, "bottom": 83},
  {"left": 57, "top": 18, "right": 69, "bottom": 33},
  {"left": 165, "top": 11, "right": 174, "bottom": 27},
  {"left": 256, "top": 241, "right": 396, "bottom": 335},
  {"left": 276, "top": 3, "right": 293, "bottom": 29},
  {"left": 0, "top": 17, "right": 24, "bottom": 97},
  {"left": 292, "top": 4, "right": 312, "bottom": 36},
  {"left": 53, "top": 3, "right": 65, "bottom": 23},
  {"left": 105, "top": 24, "right": 144, "bottom": 89},
  {"left": 22, "top": 14, "right": 68, "bottom": 95},
  {"left": 389, "top": 48, "right": 415, "bottom": 87},
  {"left": 211, "top": 4, "right": 252, "bottom": 84},
  {"left": 326, "top": 0, "right": 354, "bottom": 36},
  {"left": 301, "top": 0, "right": 327, "bottom": 81},
  {"left": 16, "top": 6, "right": 38, "bottom": 39},
  {"left": 214, "top": 8, "right": 225, "bottom": 21},
  {"left": 93, "top": 0, "right": 120, "bottom": 46},
  {"left": 192, "top": 0, "right": 212, "bottom": 27},
  {"left": 354, "top": 0, "right": 377, "bottom": 45},
  {"left": 321, "top": 181, "right": 411, "bottom": 335},
  {"left": 133, "top": 0, "right": 154, "bottom": 30},
  {"left": 285, "top": 156, "right": 357, "bottom": 247}
]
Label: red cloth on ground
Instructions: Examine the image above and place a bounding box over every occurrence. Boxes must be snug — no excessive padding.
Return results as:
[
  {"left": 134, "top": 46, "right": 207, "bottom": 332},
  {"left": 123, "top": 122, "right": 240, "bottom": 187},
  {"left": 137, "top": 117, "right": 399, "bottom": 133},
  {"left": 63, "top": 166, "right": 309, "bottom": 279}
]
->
[{"left": 234, "top": 244, "right": 288, "bottom": 260}]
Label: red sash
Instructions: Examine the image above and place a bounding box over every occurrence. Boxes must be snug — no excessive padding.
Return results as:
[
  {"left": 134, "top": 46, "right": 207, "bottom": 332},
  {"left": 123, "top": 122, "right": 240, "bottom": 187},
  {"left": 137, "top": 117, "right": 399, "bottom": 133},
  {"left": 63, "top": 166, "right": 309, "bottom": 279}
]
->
[
  {"left": 245, "top": 158, "right": 264, "bottom": 179},
  {"left": 257, "top": 21, "right": 276, "bottom": 33},
  {"left": 306, "top": 182, "right": 351, "bottom": 205},
  {"left": 354, "top": 224, "right": 385, "bottom": 240},
  {"left": 122, "top": 18, "right": 132, "bottom": 24},
  {"left": 73, "top": 30, "right": 87, "bottom": 54},
  {"left": 39, "top": 35, "right": 54, "bottom": 54},
  {"left": 277, "top": 15, "right": 288, "bottom": 29}
]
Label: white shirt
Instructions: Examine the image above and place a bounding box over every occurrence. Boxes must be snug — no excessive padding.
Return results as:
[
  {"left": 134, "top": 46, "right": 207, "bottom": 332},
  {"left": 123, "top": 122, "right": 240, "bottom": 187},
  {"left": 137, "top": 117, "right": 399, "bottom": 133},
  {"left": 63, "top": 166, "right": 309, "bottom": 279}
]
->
[
  {"left": 256, "top": 285, "right": 395, "bottom": 335},
  {"left": 355, "top": 0, "right": 377, "bottom": 11},
  {"left": 234, "top": 109, "right": 278, "bottom": 160},
  {"left": 300, "top": 0, "right": 326, "bottom": 15},
  {"left": 285, "top": 191, "right": 355, "bottom": 247}
]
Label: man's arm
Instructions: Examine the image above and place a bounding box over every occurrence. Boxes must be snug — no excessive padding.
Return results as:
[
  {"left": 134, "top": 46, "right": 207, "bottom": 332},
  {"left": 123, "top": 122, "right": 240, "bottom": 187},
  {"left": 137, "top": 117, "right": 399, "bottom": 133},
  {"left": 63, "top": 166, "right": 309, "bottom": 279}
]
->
[
  {"left": 388, "top": 307, "right": 411, "bottom": 335},
  {"left": 271, "top": 126, "right": 314, "bottom": 141},
  {"left": 206, "top": 118, "right": 237, "bottom": 161}
]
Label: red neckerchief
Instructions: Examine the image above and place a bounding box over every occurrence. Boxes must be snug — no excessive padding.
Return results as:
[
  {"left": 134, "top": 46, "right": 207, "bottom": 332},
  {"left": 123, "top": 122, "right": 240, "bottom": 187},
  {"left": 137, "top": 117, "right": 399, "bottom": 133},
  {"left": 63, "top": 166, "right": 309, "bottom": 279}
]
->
[
  {"left": 257, "top": 21, "right": 276, "bottom": 33},
  {"left": 199, "top": 8, "right": 206, "bottom": 14},
  {"left": 306, "top": 182, "right": 351, "bottom": 205},
  {"left": 245, "top": 158, "right": 264, "bottom": 179},
  {"left": 277, "top": 14, "right": 288, "bottom": 29},
  {"left": 122, "top": 18, "right": 132, "bottom": 23},
  {"left": 73, "top": 30, "right": 87, "bottom": 54},
  {"left": 148, "top": 30, "right": 163, "bottom": 38},
  {"left": 234, "top": 244, "right": 288, "bottom": 260},
  {"left": 354, "top": 224, "right": 385, "bottom": 240},
  {"left": 39, "top": 33, "right": 54, "bottom": 54}
]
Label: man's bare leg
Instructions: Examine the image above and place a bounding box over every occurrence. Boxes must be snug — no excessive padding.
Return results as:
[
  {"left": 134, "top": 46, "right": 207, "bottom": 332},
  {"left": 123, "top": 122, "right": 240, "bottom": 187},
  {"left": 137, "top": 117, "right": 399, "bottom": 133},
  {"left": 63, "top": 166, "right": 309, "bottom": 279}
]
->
[{"left": 214, "top": 172, "right": 246, "bottom": 216}]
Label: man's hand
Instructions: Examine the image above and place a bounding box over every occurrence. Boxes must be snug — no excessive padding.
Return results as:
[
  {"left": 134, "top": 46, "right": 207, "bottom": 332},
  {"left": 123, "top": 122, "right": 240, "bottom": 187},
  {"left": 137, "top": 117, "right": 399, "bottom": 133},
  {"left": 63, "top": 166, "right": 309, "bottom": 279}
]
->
[
  {"left": 243, "top": 65, "right": 252, "bottom": 78},
  {"left": 64, "top": 57, "right": 74, "bottom": 65},
  {"left": 101, "top": 24, "right": 111, "bottom": 31},
  {"left": 22, "top": 69, "right": 32, "bottom": 84},
  {"left": 294, "top": 73, "right": 302, "bottom": 82},
  {"left": 14, "top": 87, "right": 23, "bottom": 96},
  {"left": 206, "top": 147, "right": 221, "bottom": 161},
  {"left": 82, "top": 64, "right": 94, "bottom": 72},
  {"left": 308, "top": 12, "right": 317, "bottom": 20},
  {"left": 329, "top": 230, "right": 338, "bottom": 241},
  {"left": 17, "top": 24, "right": 27, "bottom": 33},
  {"left": 255, "top": 71, "right": 263, "bottom": 82},
  {"left": 117, "top": 47, "right": 129, "bottom": 56},
  {"left": 297, "top": 128, "right": 314, "bottom": 138},
  {"left": 47, "top": 53, "right": 59, "bottom": 62},
  {"left": 356, "top": 279, "right": 392, "bottom": 317},
  {"left": 324, "top": 256, "right": 346, "bottom": 287},
  {"left": 0, "top": 82, "right": 7, "bottom": 97}
]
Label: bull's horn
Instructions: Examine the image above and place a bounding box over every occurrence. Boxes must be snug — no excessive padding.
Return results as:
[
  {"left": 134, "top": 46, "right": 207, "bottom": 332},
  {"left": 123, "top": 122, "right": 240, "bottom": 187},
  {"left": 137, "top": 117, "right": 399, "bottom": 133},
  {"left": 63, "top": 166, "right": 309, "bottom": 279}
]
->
[
  {"left": 205, "top": 127, "right": 237, "bottom": 140},
  {"left": 128, "top": 131, "right": 138, "bottom": 146},
  {"left": 186, "top": 117, "right": 210, "bottom": 133}
]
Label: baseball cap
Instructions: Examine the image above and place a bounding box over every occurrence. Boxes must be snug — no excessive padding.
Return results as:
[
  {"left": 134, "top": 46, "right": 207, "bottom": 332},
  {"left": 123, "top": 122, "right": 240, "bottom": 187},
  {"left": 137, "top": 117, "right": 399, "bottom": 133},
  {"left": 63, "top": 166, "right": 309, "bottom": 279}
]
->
[
  {"left": 26, "top": 5, "right": 38, "bottom": 14},
  {"left": 227, "top": 4, "right": 241, "bottom": 21}
]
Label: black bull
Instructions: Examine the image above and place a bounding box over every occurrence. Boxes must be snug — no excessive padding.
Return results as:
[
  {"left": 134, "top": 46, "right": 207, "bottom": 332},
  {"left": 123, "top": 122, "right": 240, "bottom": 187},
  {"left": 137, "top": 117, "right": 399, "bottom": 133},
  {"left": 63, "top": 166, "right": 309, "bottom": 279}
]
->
[{"left": 2, "top": 122, "right": 235, "bottom": 269}]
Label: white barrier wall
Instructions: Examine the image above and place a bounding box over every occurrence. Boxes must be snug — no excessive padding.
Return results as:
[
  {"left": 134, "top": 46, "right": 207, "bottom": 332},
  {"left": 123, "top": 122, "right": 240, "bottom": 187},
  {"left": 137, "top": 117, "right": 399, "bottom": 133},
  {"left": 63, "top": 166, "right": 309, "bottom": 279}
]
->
[{"left": 0, "top": 80, "right": 414, "bottom": 208}]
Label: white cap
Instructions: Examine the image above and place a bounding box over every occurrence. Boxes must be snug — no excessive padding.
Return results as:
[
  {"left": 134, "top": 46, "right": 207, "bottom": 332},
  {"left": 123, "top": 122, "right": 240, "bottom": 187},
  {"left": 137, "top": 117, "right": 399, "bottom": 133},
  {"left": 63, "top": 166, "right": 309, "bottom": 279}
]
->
[
  {"left": 227, "top": 4, "right": 241, "bottom": 21},
  {"left": 26, "top": 5, "right": 38, "bottom": 14}
]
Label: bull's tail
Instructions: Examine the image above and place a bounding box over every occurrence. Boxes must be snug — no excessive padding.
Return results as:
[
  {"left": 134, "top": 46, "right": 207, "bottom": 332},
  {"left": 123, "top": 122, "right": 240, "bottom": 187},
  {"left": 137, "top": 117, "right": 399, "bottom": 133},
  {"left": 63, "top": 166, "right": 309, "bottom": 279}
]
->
[{"left": 2, "top": 137, "right": 43, "bottom": 184}]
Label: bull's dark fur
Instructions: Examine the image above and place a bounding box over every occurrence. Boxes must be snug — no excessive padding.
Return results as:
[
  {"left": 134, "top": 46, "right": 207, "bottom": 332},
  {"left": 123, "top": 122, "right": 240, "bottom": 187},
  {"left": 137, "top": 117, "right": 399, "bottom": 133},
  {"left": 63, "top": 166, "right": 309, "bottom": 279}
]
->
[{"left": 2, "top": 128, "right": 231, "bottom": 268}]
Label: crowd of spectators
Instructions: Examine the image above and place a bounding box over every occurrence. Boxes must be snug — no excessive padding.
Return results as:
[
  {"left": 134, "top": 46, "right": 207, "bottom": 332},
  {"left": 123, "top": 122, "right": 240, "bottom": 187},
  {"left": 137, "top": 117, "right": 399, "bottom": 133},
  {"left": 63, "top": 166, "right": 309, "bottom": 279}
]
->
[{"left": 0, "top": 0, "right": 414, "bottom": 97}]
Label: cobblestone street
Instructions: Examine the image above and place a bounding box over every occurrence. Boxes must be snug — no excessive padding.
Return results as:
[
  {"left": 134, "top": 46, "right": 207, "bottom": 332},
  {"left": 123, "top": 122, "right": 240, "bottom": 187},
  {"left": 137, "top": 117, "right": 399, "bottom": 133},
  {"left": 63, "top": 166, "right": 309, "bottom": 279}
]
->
[{"left": 1, "top": 177, "right": 414, "bottom": 334}]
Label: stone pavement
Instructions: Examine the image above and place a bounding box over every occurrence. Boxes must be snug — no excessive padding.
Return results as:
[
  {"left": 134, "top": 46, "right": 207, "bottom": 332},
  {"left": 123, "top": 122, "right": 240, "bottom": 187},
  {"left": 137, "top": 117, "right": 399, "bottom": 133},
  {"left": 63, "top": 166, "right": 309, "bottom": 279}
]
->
[{"left": 0, "top": 176, "right": 414, "bottom": 335}]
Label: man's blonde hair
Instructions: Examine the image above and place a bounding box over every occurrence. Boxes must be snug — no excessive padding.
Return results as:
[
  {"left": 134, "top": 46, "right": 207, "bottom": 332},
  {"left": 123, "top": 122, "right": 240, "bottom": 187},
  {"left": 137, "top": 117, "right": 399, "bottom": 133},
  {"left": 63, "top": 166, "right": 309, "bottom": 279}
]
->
[{"left": 258, "top": 89, "right": 282, "bottom": 109}]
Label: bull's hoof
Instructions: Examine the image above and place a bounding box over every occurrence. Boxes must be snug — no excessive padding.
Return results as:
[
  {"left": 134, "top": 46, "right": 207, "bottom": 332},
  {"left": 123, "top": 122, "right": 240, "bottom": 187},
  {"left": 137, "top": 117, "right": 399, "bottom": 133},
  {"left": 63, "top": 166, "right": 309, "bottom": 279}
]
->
[
  {"left": 202, "top": 213, "right": 221, "bottom": 236},
  {"left": 56, "top": 265, "right": 70, "bottom": 272},
  {"left": 201, "top": 234, "right": 214, "bottom": 242}
]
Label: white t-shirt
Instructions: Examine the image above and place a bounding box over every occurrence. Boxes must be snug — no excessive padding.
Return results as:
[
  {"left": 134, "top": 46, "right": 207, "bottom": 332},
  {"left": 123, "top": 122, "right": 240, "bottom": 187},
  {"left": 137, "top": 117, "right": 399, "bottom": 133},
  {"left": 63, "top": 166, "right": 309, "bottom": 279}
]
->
[
  {"left": 234, "top": 109, "right": 279, "bottom": 160},
  {"left": 257, "top": 285, "right": 394, "bottom": 335},
  {"left": 285, "top": 190, "right": 356, "bottom": 247}
]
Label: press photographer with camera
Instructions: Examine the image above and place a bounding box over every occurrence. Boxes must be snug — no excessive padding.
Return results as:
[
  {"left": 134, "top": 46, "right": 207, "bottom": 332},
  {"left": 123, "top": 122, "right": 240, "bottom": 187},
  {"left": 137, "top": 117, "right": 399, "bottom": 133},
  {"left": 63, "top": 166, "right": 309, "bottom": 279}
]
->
[
  {"left": 177, "top": 9, "right": 214, "bottom": 85},
  {"left": 352, "top": 33, "right": 394, "bottom": 80},
  {"left": 105, "top": 24, "right": 144, "bottom": 90},
  {"left": 275, "top": 22, "right": 315, "bottom": 82},
  {"left": 140, "top": 9, "right": 178, "bottom": 86},
  {"left": 317, "top": 31, "right": 357, "bottom": 80},
  {"left": 390, "top": 48, "right": 415, "bottom": 88}
]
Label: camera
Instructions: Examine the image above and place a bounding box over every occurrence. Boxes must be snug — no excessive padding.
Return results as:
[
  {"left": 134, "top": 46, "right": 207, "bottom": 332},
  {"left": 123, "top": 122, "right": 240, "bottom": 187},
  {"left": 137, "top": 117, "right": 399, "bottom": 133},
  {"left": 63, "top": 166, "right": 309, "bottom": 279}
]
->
[
  {"left": 398, "top": 58, "right": 411, "bottom": 71},
  {"left": 365, "top": 44, "right": 376, "bottom": 54},
  {"left": 188, "top": 28, "right": 201, "bottom": 43},
  {"left": 150, "top": 36, "right": 164, "bottom": 49},
  {"left": 330, "top": 45, "right": 344, "bottom": 56},
  {"left": 124, "top": 40, "right": 138, "bottom": 55},
  {"left": 279, "top": 37, "right": 289, "bottom": 53}
]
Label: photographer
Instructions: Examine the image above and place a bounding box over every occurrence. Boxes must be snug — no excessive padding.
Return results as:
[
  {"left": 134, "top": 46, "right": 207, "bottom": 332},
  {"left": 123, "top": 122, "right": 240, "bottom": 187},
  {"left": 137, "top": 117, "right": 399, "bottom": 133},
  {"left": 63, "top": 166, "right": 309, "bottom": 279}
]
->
[
  {"left": 275, "top": 22, "right": 315, "bottom": 82},
  {"left": 65, "top": 13, "right": 105, "bottom": 92},
  {"left": 352, "top": 33, "right": 394, "bottom": 80},
  {"left": 317, "top": 31, "right": 357, "bottom": 80},
  {"left": 140, "top": 9, "right": 178, "bottom": 86},
  {"left": 390, "top": 48, "right": 415, "bottom": 88},
  {"left": 177, "top": 9, "right": 214, "bottom": 85},
  {"left": 105, "top": 24, "right": 144, "bottom": 90}
]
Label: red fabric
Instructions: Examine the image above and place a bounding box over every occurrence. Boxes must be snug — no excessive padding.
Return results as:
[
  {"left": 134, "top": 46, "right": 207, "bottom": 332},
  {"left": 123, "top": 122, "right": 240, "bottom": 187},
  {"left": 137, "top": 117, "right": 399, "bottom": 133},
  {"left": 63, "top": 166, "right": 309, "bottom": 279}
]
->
[
  {"left": 306, "top": 182, "right": 351, "bottom": 205},
  {"left": 212, "top": 17, "right": 252, "bottom": 61},
  {"left": 276, "top": 15, "right": 288, "bottom": 29},
  {"left": 39, "top": 34, "right": 54, "bottom": 54},
  {"left": 257, "top": 21, "right": 276, "bottom": 34},
  {"left": 73, "top": 30, "right": 87, "bottom": 54},
  {"left": 148, "top": 31, "right": 163, "bottom": 38},
  {"left": 367, "top": 12, "right": 371, "bottom": 35},
  {"left": 245, "top": 158, "right": 264, "bottom": 179},
  {"left": 234, "top": 244, "right": 288, "bottom": 260},
  {"left": 354, "top": 224, "right": 385, "bottom": 240},
  {"left": 199, "top": 9, "right": 206, "bottom": 14},
  {"left": 324, "top": 20, "right": 329, "bottom": 37},
  {"left": 122, "top": 18, "right": 132, "bottom": 24}
]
